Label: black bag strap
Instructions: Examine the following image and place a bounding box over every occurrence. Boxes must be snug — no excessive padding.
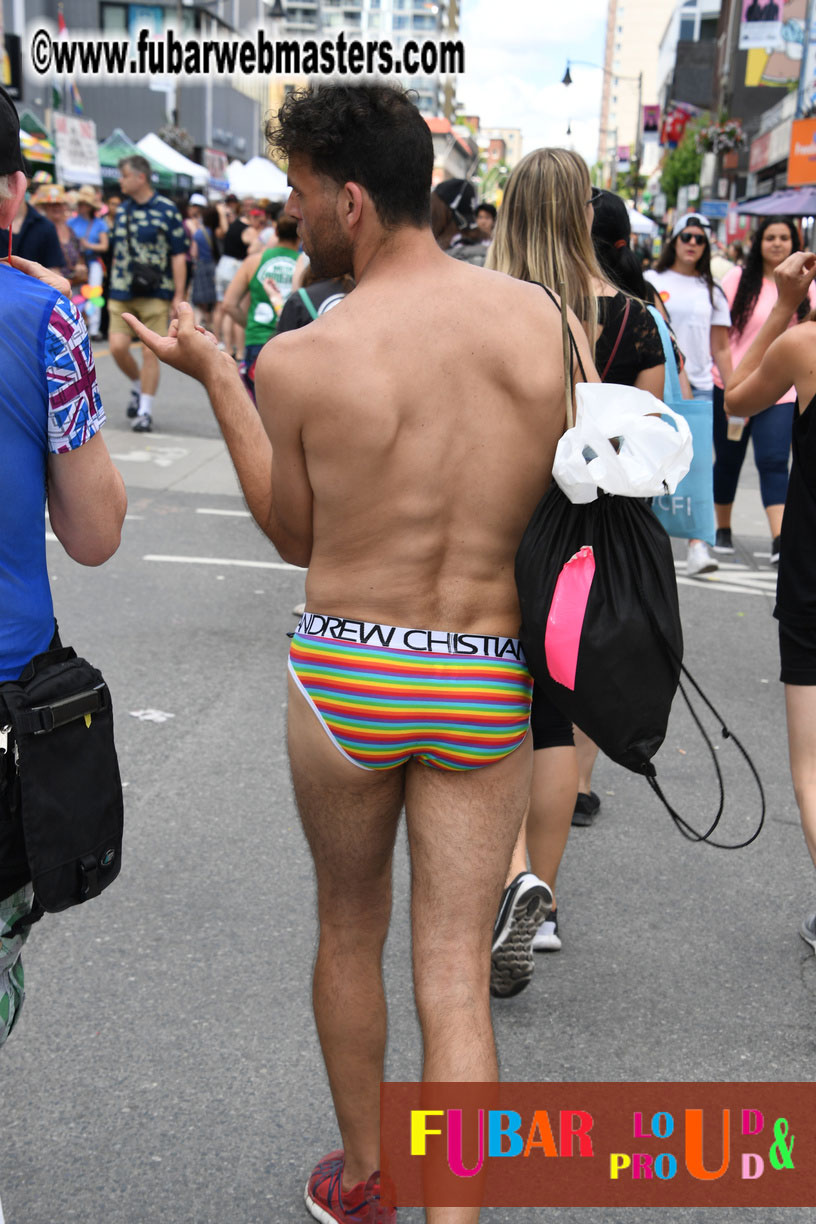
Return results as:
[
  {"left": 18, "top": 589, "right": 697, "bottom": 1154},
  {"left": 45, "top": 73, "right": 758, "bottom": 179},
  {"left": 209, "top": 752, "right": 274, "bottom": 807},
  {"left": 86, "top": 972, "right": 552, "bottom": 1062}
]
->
[
  {"left": 6, "top": 897, "right": 44, "bottom": 938},
  {"left": 600, "top": 297, "right": 631, "bottom": 381},
  {"left": 630, "top": 547, "right": 766, "bottom": 849}
]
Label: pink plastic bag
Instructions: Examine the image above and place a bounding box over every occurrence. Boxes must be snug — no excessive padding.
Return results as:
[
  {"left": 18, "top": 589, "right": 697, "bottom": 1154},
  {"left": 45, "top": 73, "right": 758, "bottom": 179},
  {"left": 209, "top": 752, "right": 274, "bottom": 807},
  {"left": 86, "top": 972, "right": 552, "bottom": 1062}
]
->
[{"left": 544, "top": 546, "right": 595, "bottom": 691}]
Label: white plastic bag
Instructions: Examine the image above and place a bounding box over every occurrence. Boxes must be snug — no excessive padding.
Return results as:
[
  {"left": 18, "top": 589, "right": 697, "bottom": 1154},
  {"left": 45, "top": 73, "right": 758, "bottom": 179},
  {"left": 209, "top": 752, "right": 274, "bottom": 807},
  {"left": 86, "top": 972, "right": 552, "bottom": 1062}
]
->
[{"left": 552, "top": 382, "right": 693, "bottom": 505}]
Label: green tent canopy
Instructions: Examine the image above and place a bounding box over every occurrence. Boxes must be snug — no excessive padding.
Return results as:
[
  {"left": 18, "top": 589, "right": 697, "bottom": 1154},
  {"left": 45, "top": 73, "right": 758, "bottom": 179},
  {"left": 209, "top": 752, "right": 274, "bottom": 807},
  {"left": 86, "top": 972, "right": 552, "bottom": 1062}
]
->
[{"left": 97, "top": 128, "right": 188, "bottom": 192}]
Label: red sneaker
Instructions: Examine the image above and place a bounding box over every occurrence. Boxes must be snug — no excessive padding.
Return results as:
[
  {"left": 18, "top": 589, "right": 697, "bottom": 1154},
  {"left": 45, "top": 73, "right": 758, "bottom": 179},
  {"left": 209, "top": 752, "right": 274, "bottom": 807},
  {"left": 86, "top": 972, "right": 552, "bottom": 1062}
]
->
[{"left": 305, "top": 1151, "right": 395, "bottom": 1223}]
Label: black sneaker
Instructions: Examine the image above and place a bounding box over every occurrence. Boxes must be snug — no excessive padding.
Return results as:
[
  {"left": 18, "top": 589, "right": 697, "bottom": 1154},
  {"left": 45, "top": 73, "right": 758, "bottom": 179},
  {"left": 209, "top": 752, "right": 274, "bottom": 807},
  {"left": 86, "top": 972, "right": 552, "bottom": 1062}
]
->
[
  {"left": 713, "top": 527, "right": 734, "bottom": 554},
  {"left": 490, "top": 872, "right": 552, "bottom": 998},
  {"left": 770, "top": 535, "right": 781, "bottom": 565},
  {"left": 572, "top": 790, "right": 601, "bottom": 827},
  {"left": 132, "top": 413, "right": 152, "bottom": 433},
  {"left": 126, "top": 389, "right": 140, "bottom": 419}
]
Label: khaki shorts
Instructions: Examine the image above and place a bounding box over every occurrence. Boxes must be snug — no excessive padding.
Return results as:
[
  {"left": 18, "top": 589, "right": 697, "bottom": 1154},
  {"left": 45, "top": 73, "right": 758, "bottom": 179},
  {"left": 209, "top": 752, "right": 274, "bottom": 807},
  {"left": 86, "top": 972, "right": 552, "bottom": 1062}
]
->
[{"left": 108, "top": 297, "right": 171, "bottom": 338}]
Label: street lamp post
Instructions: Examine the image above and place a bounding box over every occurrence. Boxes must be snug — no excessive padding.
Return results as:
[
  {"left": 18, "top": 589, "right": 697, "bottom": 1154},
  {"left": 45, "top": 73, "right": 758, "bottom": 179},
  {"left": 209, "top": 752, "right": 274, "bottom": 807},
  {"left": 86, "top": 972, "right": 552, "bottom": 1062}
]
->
[{"left": 562, "top": 59, "right": 644, "bottom": 207}]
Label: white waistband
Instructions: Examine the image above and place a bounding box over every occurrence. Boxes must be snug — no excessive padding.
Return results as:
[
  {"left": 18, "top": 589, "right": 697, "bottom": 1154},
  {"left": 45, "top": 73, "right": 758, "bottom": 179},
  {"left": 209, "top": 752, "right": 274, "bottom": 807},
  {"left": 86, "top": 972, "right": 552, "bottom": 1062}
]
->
[{"left": 294, "top": 612, "right": 526, "bottom": 662}]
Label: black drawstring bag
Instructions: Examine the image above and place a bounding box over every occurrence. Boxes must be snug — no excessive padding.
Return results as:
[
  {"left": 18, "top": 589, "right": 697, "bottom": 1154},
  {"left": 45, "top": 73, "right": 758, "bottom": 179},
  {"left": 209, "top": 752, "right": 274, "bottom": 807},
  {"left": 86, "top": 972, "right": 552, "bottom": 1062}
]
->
[
  {"left": 516, "top": 484, "right": 683, "bottom": 774},
  {"left": 515, "top": 286, "right": 764, "bottom": 851}
]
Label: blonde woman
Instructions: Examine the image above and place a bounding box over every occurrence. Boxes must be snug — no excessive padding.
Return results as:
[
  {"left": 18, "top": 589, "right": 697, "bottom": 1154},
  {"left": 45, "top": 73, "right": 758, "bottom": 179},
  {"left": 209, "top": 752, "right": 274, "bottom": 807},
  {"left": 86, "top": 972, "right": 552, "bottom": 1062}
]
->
[{"left": 486, "top": 150, "right": 665, "bottom": 994}]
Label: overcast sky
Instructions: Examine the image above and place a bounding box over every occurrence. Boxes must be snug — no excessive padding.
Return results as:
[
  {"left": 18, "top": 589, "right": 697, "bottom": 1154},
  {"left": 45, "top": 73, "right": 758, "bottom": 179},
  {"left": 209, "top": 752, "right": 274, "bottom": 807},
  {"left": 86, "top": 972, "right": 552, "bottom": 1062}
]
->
[{"left": 457, "top": 0, "right": 609, "bottom": 165}]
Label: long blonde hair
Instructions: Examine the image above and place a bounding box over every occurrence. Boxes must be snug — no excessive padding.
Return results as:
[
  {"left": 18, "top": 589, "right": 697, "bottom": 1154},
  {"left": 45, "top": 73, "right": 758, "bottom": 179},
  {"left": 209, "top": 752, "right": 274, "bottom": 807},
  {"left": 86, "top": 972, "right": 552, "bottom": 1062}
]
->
[{"left": 486, "top": 148, "right": 602, "bottom": 351}]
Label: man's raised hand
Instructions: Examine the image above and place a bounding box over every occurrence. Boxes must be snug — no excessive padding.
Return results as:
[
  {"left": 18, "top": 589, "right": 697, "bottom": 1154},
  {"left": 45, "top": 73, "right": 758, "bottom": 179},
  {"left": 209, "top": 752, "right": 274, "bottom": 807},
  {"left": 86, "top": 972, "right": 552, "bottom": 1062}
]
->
[{"left": 122, "top": 301, "right": 232, "bottom": 386}]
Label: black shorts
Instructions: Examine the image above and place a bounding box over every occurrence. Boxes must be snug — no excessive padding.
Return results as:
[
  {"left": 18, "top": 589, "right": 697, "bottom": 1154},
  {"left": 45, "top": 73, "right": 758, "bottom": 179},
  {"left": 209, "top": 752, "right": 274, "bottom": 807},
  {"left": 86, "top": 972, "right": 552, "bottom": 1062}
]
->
[
  {"left": 779, "top": 621, "right": 816, "bottom": 685},
  {"left": 530, "top": 683, "right": 574, "bottom": 751}
]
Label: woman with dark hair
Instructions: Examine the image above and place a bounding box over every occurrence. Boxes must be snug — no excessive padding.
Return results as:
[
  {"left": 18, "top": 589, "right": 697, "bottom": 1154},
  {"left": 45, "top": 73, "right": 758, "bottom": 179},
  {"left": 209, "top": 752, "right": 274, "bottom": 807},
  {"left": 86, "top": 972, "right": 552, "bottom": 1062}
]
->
[
  {"left": 711, "top": 216, "right": 815, "bottom": 562},
  {"left": 590, "top": 189, "right": 669, "bottom": 390},
  {"left": 645, "top": 213, "right": 733, "bottom": 576},
  {"left": 189, "top": 202, "right": 220, "bottom": 329},
  {"left": 726, "top": 250, "right": 816, "bottom": 953}
]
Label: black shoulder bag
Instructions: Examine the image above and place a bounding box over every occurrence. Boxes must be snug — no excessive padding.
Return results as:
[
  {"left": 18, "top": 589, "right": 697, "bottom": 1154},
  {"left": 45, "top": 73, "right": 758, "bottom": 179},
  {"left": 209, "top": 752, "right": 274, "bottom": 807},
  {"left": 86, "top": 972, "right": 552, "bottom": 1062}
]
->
[
  {"left": 0, "top": 628, "right": 123, "bottom": 932},
  {"left": 125, "top": 204, "right": 163, "bottom": 298}
]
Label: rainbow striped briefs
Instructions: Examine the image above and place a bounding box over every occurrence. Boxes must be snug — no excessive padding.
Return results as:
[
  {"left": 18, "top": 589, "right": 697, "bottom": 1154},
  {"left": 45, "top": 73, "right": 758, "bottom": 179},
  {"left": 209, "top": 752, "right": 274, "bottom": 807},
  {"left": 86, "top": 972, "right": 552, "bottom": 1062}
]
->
[{"left": 288, "top": 613, "right": 533, "bottom": 772}]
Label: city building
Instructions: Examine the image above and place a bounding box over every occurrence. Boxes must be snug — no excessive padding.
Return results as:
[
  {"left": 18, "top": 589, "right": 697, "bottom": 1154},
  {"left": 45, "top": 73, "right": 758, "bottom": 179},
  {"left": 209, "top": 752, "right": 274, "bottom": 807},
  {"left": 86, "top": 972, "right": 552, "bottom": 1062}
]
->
[
  {"left": 2, "top": 0, "right": 271, "bottom": 179},
  {"left": 598, "top": 0, "right": 675, "bottom": 179},
  {"left": 657, "top": 0, "right": 721, "bottom": 115},
  {"left": 283, "top": 0, "right": 460, "bottom": 117}
]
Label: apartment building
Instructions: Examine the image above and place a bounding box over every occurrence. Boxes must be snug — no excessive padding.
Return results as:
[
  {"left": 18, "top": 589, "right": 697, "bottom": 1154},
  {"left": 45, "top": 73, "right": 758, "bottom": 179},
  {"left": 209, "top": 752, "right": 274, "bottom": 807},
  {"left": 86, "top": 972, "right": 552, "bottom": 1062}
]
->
[
  {"left": 283, "top": 0, "right": 458, "bottom": 115},
  {"left": 598, "top": 0, "right": 675, "bottom": 176}
]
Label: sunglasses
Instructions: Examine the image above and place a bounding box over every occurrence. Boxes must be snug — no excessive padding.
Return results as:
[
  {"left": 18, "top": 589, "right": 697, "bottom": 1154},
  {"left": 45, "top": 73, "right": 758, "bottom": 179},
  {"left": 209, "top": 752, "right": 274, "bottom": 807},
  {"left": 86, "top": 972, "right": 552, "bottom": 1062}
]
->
[
  {"left": 587, "top": 189, "right": 603, "bottom": 207},
  {"left": 677, "top": 232, "right": 707, "bottom": 247}
]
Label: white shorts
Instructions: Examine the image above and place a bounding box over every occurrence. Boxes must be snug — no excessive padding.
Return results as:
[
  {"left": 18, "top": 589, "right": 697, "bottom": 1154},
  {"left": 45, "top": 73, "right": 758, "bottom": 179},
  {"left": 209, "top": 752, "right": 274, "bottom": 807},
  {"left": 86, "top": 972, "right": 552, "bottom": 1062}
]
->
[{"left": 215, "top": 255, "right": 242, "bottom": 302}]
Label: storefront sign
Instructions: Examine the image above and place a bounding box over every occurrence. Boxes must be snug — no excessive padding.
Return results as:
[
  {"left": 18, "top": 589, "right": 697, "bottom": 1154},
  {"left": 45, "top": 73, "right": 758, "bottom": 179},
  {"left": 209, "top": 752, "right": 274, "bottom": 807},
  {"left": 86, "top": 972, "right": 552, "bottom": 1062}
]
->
[
  {"left": 53, "top": 113, "right": 102, "bottom": 186},
  {"left": 788, "top": 117, "right": 816, "bottom": 185},
  {"left": 739, "top": 0, "right": 782, "bottom": 50}
]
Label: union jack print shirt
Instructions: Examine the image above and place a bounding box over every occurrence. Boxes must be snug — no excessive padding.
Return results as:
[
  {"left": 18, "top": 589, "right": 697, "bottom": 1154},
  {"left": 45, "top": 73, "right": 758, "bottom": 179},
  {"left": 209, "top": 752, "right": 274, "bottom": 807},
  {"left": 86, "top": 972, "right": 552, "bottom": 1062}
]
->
[{"left": 44, "top": 296, "right": 106, "bottom": 453}]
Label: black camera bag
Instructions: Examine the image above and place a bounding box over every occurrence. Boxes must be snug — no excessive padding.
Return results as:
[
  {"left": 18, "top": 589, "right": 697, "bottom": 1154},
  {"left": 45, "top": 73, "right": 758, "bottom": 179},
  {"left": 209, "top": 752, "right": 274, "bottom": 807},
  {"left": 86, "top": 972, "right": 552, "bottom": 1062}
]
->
[{"left": 0, "top": 642, "right": 123, "bottom": 923}]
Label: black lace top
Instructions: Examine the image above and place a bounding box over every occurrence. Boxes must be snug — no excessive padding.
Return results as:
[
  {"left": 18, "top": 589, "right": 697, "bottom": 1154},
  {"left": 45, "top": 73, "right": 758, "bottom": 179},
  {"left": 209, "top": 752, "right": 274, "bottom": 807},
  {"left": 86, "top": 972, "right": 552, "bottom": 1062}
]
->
[{"left": 595, "top": 292, "right": 665, "bottom": 386}]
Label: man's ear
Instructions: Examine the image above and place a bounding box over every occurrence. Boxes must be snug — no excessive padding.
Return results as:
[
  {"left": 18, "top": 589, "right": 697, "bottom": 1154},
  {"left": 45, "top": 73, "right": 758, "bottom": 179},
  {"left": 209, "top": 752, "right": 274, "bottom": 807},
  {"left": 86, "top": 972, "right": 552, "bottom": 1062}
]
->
[
  {"left": 0, "top": 171, "right": 26, "bottom": 230},
  {"left": 340, "top": 181, "right": 365, "bottom": 230}
]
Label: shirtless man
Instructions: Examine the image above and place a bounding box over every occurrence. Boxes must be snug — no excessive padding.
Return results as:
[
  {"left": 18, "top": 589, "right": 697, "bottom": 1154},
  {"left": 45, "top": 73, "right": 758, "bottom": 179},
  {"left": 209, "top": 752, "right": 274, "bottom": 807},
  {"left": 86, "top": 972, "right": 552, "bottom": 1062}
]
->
[{"left": 125, "top": 84, "right": 596, "bottom": 1224}]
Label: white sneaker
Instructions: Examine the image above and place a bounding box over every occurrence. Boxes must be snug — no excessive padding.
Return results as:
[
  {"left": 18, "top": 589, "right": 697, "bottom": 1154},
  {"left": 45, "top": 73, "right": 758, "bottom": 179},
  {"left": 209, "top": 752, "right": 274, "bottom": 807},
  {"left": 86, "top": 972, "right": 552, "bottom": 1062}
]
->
[
  {"left": 686, "top": 540, "right": 718, "bottom": 578},
  {"left": 532, "top": 909, "right": 561, "bottom": 952}
]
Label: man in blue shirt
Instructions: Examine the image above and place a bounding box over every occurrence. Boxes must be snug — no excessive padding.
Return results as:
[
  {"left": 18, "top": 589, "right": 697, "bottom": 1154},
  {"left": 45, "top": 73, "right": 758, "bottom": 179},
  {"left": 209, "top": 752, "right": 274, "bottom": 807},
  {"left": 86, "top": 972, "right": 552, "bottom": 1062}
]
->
[
  {"left": 108, "top": 155, "right": 188, "bottom": 433},
  {"left": 0, "top": 84, "right": 127, "bottom": 1047}
]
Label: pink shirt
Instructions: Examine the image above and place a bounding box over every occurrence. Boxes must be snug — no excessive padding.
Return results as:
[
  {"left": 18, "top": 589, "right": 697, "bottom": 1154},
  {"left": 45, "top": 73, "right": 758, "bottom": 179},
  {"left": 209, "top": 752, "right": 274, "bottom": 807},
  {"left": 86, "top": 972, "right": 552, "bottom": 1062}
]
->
[{"left": 712, "top": 266, "right": 816, "bottom": 401}]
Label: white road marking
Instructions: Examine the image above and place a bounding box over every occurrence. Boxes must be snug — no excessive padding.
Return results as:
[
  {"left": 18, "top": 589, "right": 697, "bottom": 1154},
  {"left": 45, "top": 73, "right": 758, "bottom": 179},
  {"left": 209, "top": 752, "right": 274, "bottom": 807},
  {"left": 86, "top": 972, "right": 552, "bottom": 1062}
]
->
[
  {"left": 195, "top": 508, "right": 251, "bottom": 517},
  {"left": 129, "top": 709, "right": 175, "bottom": 723},
  {"left": 143, "top": 554, "right": 305, "bottom": 571},
  {"left": 110, "top": 446, "right": 189, "bottom": 468}
]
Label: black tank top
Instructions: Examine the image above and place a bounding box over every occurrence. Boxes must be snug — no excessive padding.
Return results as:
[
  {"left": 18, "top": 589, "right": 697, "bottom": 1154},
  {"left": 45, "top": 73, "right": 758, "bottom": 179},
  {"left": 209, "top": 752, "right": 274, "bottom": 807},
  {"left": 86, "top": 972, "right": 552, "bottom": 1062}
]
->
[
  {"left": 775, "top": 392, "right": 816, "bottom": 626},
  {"left": 222, "top": 218, "right": 248, "bottom": 259}
]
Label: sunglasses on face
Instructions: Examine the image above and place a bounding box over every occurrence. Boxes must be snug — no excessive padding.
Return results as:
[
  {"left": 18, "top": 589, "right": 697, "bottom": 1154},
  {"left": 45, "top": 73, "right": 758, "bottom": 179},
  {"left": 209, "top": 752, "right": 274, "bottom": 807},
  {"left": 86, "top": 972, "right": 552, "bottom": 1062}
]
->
[{"left": 677, "top": 232, "right": 707, "bottom": 247}]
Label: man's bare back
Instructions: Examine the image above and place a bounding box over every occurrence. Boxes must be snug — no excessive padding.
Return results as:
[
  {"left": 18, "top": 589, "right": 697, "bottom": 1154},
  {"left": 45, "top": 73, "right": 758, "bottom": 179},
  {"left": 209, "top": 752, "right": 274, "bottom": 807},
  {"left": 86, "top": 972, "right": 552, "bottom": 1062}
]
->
[{"left": 257, "top": 242, "right": 594, "bottom": 637}]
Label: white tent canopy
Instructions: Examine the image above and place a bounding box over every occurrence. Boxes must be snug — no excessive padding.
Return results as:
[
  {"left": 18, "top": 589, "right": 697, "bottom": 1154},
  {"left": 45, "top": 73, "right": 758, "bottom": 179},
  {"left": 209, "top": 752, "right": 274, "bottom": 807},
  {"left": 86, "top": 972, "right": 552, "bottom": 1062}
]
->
[
  {"left": 136, "top": 133, "right": 208, "bottom": 189},
  {"left": 228, "top": 156, "right": 289, "bottom": 201},
  {"left": 627, "top": 206, "right": 658, "bottom": 237}
]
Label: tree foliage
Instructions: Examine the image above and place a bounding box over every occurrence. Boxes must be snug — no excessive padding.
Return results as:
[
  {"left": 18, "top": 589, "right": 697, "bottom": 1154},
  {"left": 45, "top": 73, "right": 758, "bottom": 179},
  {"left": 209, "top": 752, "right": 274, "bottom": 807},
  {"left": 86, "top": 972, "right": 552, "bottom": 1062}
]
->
[{"left": 660, "top": 121, "right": 705, "bottom": 208}]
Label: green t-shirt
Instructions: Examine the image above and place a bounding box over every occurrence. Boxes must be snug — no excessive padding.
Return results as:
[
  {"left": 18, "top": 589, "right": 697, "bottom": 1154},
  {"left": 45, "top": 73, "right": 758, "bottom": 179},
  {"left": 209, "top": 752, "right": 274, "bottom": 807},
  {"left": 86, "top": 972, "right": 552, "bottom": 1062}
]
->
[{"left": 244, "top": 246, "right": 299, "bottom": 347}]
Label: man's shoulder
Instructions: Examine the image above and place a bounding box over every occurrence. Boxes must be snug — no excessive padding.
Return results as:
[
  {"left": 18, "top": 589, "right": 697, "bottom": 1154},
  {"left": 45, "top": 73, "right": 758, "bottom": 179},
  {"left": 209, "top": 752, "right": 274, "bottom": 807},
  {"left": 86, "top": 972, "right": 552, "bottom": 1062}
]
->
[{"left": 141, "top": 194, "right": 183, "bottom": 221}]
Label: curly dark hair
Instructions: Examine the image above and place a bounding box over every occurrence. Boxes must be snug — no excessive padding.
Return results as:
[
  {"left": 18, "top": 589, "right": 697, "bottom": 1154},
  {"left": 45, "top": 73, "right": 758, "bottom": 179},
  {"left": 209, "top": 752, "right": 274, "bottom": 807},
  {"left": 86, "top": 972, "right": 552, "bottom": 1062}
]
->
[
  {"left": 265, "top": 83, "right": 433, "bottom": 229},
  {"left": 591, "top": 189, "right": 652, "bottom": 300},
  {"left": 655, "top": 215, "right": 716, "bottom": 305},
  {"left": 729, "top": 216, "right": 809, "bottom": 336}
]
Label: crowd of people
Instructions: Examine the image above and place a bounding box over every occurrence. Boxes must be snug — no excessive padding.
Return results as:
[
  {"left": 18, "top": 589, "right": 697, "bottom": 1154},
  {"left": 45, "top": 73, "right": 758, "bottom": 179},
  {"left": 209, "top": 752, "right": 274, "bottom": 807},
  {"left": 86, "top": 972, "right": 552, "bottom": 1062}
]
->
[{"left": 3, "top": 79, "right": 816, "bottom": 1224}]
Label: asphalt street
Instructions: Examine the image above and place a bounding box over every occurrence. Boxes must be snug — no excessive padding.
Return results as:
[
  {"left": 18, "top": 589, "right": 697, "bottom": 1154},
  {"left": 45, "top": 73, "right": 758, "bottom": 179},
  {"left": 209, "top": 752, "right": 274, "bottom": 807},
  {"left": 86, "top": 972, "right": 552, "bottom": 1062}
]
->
[{"left": 1, "top": 349, "right": 814, "bottom": 1224}]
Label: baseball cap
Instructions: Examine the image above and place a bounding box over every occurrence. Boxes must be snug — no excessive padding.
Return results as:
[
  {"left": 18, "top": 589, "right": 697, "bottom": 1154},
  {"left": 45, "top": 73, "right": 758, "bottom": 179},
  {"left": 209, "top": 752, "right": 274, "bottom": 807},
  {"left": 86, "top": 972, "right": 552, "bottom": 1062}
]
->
[
  {"left": 434, "top": 178, "right": 478, "bottom": 229},
  {"left": 0, "top": 85, "right": 25, "bottom": 177},
  {"left": 189, "top": 192, "right": 208, "bottom": 206},
  {"left": 671, "top": 212, "right": 711, "bottom": 240}
]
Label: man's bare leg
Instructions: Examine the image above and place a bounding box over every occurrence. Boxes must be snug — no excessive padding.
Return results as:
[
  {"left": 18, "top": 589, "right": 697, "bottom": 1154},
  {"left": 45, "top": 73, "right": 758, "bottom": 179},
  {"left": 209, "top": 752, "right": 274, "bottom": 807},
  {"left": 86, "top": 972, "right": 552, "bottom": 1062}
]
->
[
  {"left": 140, "top": 345, "right": 160, "bottom": 397},
  {"left": 288, "top": 675, "right": 404, "bottom": 1189},
  {"left": 109, "top": 332, "right": 140, "bottom": 383},
  {"left": 405, "top": 736, "right": 533, "bottom": 1223}
]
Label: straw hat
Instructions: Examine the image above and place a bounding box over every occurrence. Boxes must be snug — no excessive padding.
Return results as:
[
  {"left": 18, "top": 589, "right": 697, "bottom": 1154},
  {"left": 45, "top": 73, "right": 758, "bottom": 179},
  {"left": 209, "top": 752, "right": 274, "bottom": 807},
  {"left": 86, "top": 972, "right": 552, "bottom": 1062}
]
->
[
  {"left": 76, "top": 185, "right": 99, "bottom": 211},
  {"left": 32, "top": 182, "right": 66, "bottom": 206}
]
